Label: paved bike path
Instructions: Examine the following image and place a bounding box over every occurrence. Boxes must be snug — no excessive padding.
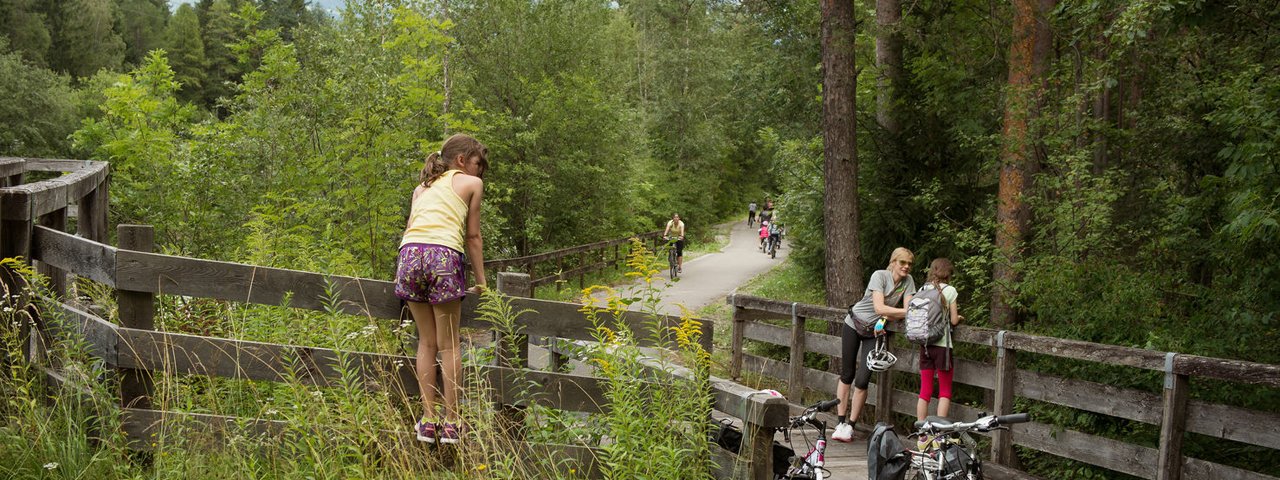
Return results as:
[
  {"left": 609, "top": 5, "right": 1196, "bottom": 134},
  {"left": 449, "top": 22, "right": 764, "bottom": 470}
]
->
[{"left": 614, "top": 220, "right": 790, "bottom": 316}]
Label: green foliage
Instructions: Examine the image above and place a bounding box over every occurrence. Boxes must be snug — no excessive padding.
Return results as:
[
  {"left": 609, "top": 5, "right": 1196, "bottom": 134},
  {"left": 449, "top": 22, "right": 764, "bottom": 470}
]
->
[
  {"left": 579, "top": 240, "right": 713, "bottom": 479},
  {"left": 117, "top": 0, "right": 169, "bottom": 66},
  {"left": 0, "top": 0, "right": 51, "bottom": 66},
  {"left": 0, "top": 41, "right": 77, "bottom": 156}
]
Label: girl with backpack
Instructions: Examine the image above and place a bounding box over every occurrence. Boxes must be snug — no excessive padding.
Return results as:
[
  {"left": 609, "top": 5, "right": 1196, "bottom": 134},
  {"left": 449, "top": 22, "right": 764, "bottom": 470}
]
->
[{"left": 916, "top": 258, "right": 962, "bottom": 422}]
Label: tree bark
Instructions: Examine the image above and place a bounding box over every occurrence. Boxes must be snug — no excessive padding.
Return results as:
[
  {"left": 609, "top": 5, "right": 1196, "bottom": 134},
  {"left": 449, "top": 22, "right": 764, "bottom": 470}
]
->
[
  {"left": 875, "top": 0, "right": 903, "bottom": 138},
  {"left": 821, "top": 0, "right": 864, "bottom": 308},
  {"left": 992, "top": 0, "right": 1055, "bottom": 328}
]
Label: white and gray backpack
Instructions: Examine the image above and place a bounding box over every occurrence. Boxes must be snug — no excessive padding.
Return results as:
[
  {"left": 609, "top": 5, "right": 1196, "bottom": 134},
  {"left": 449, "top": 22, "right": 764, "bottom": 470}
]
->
[{"left": 904, "top": 283, "right": 950, "bottom": 345}]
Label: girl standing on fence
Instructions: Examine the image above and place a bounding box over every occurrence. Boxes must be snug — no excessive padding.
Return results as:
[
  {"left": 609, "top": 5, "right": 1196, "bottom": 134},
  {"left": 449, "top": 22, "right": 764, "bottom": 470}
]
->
[
  {"left": 917, "top": 258, "right": 961, "bottom": 422},
  {"left": 832, "top": 247, "right": 916, "bottom": 443},
  {"left": 395, "top": 133, "right": 489, "bottom": 444}
]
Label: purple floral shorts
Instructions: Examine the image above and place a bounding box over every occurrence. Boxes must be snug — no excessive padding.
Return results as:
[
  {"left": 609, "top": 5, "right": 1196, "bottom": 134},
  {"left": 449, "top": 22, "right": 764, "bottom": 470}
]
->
[{"left": 395, "top": 243, "right": 467, "bottom": 305}]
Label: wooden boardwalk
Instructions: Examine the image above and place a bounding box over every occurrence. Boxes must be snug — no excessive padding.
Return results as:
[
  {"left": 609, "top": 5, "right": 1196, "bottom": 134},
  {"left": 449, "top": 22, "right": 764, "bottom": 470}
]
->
[{"left": 711, "top": 409, "right": 869, "bottom": 480}]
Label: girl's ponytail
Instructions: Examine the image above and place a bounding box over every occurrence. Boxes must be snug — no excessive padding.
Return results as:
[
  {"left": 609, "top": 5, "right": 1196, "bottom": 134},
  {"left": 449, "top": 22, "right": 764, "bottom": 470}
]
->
[
  {"left": 927, "top": 258, "right": 954, "bottom": 292},
  {"left": 420, "top": 151, "right": 449, "bottom": 187},
  {"left": 420, "top": 133, "right": 489, "bottom": 187}
]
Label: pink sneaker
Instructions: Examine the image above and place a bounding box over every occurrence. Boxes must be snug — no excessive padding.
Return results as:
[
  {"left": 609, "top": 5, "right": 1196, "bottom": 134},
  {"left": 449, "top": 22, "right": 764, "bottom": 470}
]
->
[
  {"left": 415, "top": 419, "right": 437, "bottom": 443},
  {"left": 439, "top": 422, "right": 465, "bottom": 444}
]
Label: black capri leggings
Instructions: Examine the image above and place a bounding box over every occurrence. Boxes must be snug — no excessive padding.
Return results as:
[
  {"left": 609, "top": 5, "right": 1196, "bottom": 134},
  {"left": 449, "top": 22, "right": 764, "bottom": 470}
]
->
[{"left": 840, "top": 323, "right": 876, "bottom": 389}]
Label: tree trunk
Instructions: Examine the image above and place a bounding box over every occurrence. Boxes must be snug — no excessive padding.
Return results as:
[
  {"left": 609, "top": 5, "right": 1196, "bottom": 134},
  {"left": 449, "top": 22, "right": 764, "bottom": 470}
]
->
[
  {"left": 992, "top": 0, "right": 1055, "bottom": 328},
  {"left": 875, "top": 0, "right": 903, "bottom": 138},
  {"left": 441, "top": 0, "right": 451, "bottom": 135},
  {"left": 821, "top": 0, "right": 864, "bottom": 309}
]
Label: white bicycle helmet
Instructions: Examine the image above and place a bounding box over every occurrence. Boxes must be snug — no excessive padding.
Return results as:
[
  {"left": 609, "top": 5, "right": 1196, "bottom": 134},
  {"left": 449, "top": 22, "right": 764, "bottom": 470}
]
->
[{"left": 866, "top": 336, "right": 897, "bottom": 372}]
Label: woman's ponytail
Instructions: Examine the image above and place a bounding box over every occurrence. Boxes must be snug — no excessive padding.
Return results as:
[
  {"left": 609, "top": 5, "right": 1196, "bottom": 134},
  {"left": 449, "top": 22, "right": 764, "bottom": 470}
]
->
[{"left": 419, "top": 134, "right": 489, "bottom": 187}]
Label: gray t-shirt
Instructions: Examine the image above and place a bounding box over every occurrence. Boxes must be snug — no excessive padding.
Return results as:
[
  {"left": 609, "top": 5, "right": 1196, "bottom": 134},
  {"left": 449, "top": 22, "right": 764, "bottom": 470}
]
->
[{"left": 846, "top": 269, "right": 917, "bottom": 328}]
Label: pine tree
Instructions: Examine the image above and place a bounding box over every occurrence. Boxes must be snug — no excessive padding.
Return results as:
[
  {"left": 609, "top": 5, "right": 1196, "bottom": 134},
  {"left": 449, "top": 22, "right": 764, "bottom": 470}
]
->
[
  {"left": 48, "top": 0, "right": 125, "bottom": 78},
  {"left": 201, "top": 0, "right": 239, "bottom": 109},
  {"left": 166, "top": 4, "right": 206, "bottom": 103},
  {"left": 0, "top": 0, "right": 52, "bottom": 66},
  {"left": 117, "top": 0, "right": 169, "bottom": 66}
]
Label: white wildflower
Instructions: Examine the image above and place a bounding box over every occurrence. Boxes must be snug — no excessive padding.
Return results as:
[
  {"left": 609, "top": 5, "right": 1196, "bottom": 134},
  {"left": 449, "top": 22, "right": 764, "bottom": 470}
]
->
[{"left": 43, "top": 463, "right": 58, "bottom": 470}]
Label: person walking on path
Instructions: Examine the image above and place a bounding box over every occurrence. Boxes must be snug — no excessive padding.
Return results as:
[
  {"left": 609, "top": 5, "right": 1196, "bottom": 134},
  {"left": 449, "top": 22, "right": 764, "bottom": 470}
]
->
[
  {"left": 395, "top": 133, "right": 489, "bottom": 445},
  {"left": 832, "top": 247, "right": 917, "bottom": 443}
]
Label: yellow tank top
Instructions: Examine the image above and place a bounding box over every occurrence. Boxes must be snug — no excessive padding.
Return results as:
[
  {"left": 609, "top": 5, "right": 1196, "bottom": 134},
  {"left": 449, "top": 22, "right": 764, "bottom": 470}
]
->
[{"left": 400, "top": 170, "right": 468, "bottom": 252}]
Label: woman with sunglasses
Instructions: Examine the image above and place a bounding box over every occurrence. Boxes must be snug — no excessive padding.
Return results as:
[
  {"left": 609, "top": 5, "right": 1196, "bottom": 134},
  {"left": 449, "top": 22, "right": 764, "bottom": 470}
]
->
[{"left": 831, "top": 247, "right": 917, "bottom": 442}]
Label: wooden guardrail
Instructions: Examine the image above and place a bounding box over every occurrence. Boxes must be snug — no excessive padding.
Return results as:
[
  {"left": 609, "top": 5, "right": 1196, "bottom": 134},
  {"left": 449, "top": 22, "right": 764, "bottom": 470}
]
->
[
  {"left": 727, "top": 294, "right": 1280, "bottom": 480},
  {"left": 0, "top": 157, "right": 790, "bottom": 479},
  {"left": 28, "top": 226, "right": 791, "bottom": 479},
  {"left": 483, "top": 230, "right": 664, "bottom": 296}
]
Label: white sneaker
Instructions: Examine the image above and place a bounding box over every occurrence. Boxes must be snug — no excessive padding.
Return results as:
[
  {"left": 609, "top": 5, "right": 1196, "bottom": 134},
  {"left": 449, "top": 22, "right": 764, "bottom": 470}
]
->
[{"left": 832, "top": 422, "right": 854, "bottom": 443}]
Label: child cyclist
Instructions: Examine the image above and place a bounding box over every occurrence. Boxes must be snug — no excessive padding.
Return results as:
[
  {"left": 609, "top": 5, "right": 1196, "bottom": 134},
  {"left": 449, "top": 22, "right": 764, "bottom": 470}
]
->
[
  {"left": 395, "top": 133, "right": 489, "bottom": 444},
  {"left": 916, "top": 258, "right": 962, "bottom": 421},
  {"left": 758, "top": 221, "right": 770, "bottom": 250}
]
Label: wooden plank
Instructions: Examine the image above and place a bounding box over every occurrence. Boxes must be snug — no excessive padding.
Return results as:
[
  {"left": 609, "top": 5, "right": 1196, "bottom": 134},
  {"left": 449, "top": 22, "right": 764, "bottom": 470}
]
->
[
  {"left": 1183, "top": 457, "right": 1280, "bottom": 480},
  {"left": 36, "top": 209, "right": 67, "bottom": 298},
  {"left": 1014, "top": 420, "right": 1156, "bottom": 478},
  {"left": 1174, "top": 354, "right": 1280, "bottom": 387},
  {"left": 992, "top": 339, "right": 1016, "bottom": 465},
  {"left": 77, "top": 178, "right": 109, "bottom": 243},
  {"left": 731, "top": 306, "right": 745, "bottom": 380},
  {"left": 788, "top": 313, "right": 805, "bottom": 399},
  {"left": 115, "top": 249, "right": 404, "bottom": 319},
  {"left": 711, "top": 447, "right": 747, "bottom": 479},
  {"left": 0, "top": 187, "right": 32, "bottom": 220},
  {"left": 47, "top": 300, "right": 119, "bottom": 365},
  {"left": 1015, "top": 365, "right": 1160, "bottom": 425},
  {"left": 31, "top": 225, "right": 117, "bottom": 286},
  {"left": 1003, "top": 331, "right": 1168, "bottom": 372},
  {"left": 0, "top": 157, "right": 24, "bottom": 178},
  {"left": 743, "top": 320, "right": 792, "bottom": 346},
  {"left": 117, "top": 327, "right": 626, "bottom": 413},
  {"left": 1157, "top": 371, "right": 1190, "bottom": 480},
  {"left": 1185, "top": 400, "right": 1280, "bottom": 450},
  {"left": 984, "top": 461, "right": 1047, "bottom": 480}
]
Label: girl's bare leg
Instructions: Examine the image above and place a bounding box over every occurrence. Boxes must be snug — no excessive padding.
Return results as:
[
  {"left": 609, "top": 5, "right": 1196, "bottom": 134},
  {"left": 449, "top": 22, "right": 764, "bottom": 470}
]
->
[
  {"left": 433, "top": 299, "right": 463, "bottom": 422},
  {"left": 407, "top": 301, "right": 439, "bottom": 420}
]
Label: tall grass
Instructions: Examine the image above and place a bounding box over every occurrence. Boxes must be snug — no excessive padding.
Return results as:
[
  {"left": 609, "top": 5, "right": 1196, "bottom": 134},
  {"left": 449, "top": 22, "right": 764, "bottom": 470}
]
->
[{"left": 1, "top": 245, "right": 716, "bottom": 479}]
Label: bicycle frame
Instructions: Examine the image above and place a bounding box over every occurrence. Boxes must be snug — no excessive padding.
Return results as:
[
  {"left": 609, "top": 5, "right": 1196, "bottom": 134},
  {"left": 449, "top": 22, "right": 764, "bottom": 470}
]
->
[
  {"left": 902, "top": 413, "right": 1029, "bottom": 480},
  {"left": 778, "top": 399, "right": 839, "bottom": 480}
]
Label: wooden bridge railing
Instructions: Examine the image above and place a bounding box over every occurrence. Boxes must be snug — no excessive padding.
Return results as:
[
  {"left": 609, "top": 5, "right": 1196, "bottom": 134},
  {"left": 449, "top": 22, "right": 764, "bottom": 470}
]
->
[
  {"left": 0, "top": 157, "right": 788, "bottom": 479},
  {"left": 727, "top": 294, "right": 1280, "bottom": 480},
  {"left": 483, "top": 229, "right": 664, "bottom": 296}
]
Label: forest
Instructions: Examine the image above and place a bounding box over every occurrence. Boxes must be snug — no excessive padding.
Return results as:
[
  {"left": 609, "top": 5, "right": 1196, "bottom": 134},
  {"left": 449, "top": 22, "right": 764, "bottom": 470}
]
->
[{"left": 2, "top": 0, "right": 1278, "bottom": 478}]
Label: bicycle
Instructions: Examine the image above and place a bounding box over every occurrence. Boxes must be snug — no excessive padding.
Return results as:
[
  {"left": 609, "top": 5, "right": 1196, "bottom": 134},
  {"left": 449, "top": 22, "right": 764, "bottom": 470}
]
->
[
  {"left": 777, "top": 398, "right": 841, "bottom": 480},
  {"left": 663, "top": 236, "right": 682, "bottom": 280},
  {"left": 904, "top": 412, "right": 1031, "bottom": 480},
  {"left": 766, "top": 233, "right": 780, "bottom": 259}
]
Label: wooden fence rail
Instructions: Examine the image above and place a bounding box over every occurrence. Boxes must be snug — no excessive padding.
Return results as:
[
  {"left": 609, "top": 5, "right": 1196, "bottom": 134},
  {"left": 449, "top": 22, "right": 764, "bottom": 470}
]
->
[
  {"left": 482, "top": 230, "right": 664, "bottom": 296},
  {"left": 727, "top": 293, "right": 1280, "bottom": 480}
]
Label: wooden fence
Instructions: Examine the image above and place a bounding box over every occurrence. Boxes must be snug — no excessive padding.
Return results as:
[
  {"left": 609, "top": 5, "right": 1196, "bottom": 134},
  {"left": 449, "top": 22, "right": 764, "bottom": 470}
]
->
[
  {"left": 483, "top": 230, "right": 665, "bottom": 297},
  {"left": 0, "top": 156, "right": 787, "bottom": 479},
  {"left": 727, "top": 294, "right": 1280, "bottom": 480}
]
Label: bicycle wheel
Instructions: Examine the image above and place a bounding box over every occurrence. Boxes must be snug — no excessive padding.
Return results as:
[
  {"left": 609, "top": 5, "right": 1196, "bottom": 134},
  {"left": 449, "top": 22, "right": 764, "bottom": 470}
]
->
[
  {"left": 770, "top": 240, "right": 777, "bottom": 259},
  {"left": 668, "top": 250, "right": 678, "bottom": 279}
]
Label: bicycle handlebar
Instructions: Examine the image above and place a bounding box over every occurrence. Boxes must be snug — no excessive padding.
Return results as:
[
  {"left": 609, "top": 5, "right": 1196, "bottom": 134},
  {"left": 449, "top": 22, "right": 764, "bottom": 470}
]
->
[
  {"left": 815, "top": 398, "right": 840, "bottom": 413},
  {"left": 996, "top": 413, "right": 1030, "bottom": 425},
  {"left": 913, "top": 412, "right": 1031, "bottom": 434}
]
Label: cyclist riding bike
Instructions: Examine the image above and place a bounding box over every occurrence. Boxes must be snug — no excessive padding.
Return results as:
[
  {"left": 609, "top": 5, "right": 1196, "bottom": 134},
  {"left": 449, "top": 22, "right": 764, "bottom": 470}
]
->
[
  {"left": 768, "top": 220, "right": 783, "bottom": 252},
  {"left": 748, "top": 202, "right": 758, "bottom": 227},
  {"left": 662, "top": 213, "right": 686, "bottom": 274}
]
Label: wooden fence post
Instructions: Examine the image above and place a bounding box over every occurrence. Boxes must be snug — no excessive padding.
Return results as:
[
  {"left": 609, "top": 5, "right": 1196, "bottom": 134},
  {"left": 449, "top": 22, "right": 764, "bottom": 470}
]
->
[
  {"left": 117, "top": 225, "right": 155, "bottom": 410},
  {"left": 991, "top": 331, "right": 1017, "bottom": 465},
  {"left": 788, "top": 302, "right": 806, "bottom": 400},
  {"left": 730, "top": 296, "right": 745, "bottom": 381},
  {"left": 76, "top": 179, "right": 109, "bottom": 243},
  {"left": 1, "top": 188, "right": 34, "bottom": 366},
  {"left": 578, "top": 251, "right": 586, "bottom": 290},
  {"left": 525, "top": 261, "right": 537, "bottom": 298},
  {"left": 1156, "top": 353, "right": 1189, "bottom": 480}
]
